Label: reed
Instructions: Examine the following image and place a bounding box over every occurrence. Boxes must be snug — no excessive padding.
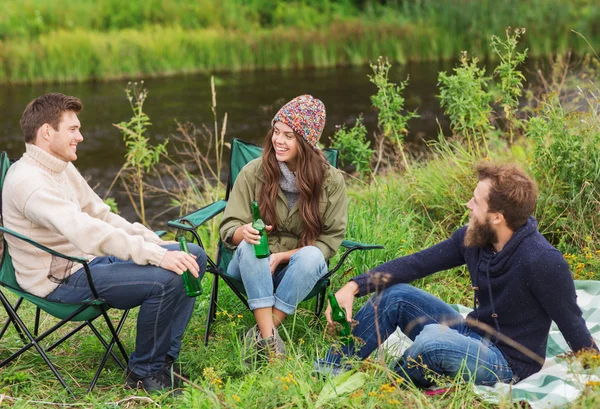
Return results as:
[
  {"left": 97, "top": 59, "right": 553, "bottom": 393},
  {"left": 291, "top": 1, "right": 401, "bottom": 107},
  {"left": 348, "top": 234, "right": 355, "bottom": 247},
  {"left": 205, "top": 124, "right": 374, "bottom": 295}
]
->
[{"left": 1, "top": 0, "right": 598, "bottom": 84}]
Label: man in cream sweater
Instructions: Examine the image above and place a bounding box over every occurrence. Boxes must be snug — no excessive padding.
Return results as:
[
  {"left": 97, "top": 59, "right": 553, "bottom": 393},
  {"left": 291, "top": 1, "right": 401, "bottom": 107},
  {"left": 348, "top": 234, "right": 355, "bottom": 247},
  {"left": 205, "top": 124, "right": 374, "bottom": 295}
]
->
[{"left": 2, "top": 93, "right": 207, "bottom": 392}]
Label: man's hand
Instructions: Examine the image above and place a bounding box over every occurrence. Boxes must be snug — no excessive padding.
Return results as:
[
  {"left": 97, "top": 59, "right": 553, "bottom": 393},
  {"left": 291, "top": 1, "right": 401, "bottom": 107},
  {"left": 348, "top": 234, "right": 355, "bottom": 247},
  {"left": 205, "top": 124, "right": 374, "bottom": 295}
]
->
[
  {"left": 160, "top": 251, "right": 200, "bottom": 277},
  {"left": 325, "top": 281, "right": 359, "bottom": 326}
]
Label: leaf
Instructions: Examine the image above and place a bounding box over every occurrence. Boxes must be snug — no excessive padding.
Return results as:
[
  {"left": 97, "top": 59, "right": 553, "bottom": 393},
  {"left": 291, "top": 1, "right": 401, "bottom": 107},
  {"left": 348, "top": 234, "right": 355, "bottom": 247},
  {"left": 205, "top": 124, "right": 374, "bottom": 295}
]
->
[{"left": 315, "top": 370, "right": 366, "bottom": 408}]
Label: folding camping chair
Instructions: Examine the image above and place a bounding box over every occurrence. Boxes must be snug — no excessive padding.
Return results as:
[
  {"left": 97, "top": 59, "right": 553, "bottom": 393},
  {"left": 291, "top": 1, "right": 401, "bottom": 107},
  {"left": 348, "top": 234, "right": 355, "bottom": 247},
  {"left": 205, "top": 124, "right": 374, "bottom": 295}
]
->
[
  {"left": 168, "top": 138, "right": 383, "bottom": 345},
  {"left": 0, "top": 152, "right": 130, "bottom": 397}
]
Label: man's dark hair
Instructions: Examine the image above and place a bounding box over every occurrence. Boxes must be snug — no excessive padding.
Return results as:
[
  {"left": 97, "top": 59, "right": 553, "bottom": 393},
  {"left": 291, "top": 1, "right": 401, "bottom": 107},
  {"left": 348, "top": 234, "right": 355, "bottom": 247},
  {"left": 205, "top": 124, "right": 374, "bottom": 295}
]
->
[
  {"left": 477, "top": 162, "right": 538, "bottom": 231},
  {"left": 20, "top": 93, "right": 83, "bottom": 143}
]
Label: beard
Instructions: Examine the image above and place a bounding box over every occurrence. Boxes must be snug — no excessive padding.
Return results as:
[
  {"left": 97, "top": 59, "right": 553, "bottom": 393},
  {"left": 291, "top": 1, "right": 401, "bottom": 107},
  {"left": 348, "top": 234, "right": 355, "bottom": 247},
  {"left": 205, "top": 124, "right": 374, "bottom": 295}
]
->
[{"left": 464, "top": 214, "right": 498, "bottom": 248}]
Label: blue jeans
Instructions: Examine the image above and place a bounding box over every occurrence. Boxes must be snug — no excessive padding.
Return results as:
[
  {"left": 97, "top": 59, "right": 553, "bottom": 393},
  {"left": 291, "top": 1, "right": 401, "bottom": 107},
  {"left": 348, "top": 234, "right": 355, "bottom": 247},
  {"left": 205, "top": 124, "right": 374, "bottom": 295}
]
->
[
  {"left": 227, "top": 241, "right": 327, "bottom": 315},
  {"left": 46, "top": 243, "right": 207, "bottom": 377},
  {"left": 327, "top": 284, "right": 515, "bottom": 387}
]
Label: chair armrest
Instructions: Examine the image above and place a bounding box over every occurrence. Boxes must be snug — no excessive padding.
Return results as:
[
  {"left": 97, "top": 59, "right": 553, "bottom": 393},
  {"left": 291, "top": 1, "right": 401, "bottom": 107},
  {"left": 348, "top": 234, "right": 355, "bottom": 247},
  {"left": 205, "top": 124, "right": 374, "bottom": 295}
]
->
[
  {"left": 0, "top": 226, "right": 88, "bottom": 264},
  {"left": 167, "top": 200, "right": 227, "bottom": 231},
  {"left": 341, "top": 239, "right": 385, "bottom": 251},
  {"left": 0, "top": 226, "right": 104, "bottom": 300},
  {"left": 326, "top": 239, "right": 384, "bottom": 279}
]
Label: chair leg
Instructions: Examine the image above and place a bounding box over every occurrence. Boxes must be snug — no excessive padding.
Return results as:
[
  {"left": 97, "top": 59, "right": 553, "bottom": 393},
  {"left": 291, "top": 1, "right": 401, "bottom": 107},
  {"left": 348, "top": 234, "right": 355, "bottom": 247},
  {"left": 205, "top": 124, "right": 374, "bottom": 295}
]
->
[
  {"left": 34, "top": 307, "right": 41, "bottom": 336},
  {"left": 99, "top": 308, "right": 129, "bottom": 367},
  {"left": 47, "top": 322, "right": 88, "bottom": 352},
  {"left": 314, "top": 288, "right": 327, "bottom": 317},
  {"left": 87, "top": 309, "right": 130, "bottom": 394},
  {"left": 0, "top": 296, "right": 26, "bottom": 344},
  {"left": 204, "top": 275, "right": 219, "bottom": 346},
  {"left": 0, "top": 295, "right": 75, "bottom": 397}
]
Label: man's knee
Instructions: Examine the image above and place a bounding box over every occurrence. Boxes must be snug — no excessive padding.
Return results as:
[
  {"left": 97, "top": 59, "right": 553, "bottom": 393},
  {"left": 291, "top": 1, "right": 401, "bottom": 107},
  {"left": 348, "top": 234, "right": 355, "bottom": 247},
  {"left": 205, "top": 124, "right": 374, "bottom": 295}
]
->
[
  {"left": 376, "top": 283, "right": 418, "bottom": 305},
  {"left": 164, "top": 271, "right": 186, "bottom": 291},
  {"left": 408, "top": 324, "right": 452, "bottom": 366}
]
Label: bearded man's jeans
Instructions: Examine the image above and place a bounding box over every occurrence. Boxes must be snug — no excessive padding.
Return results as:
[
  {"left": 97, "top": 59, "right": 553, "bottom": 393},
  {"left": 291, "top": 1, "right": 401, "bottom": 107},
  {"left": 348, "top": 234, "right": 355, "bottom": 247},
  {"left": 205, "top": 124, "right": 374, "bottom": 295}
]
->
[
  {"left": 324, "top": 284, "right": 515, "bottom": 387},
  {"left": 226, "top": 240, "right": 328, "bottom": 315},
  {"left": 46, "top": 243, "right": 207, "bottom": 377}
]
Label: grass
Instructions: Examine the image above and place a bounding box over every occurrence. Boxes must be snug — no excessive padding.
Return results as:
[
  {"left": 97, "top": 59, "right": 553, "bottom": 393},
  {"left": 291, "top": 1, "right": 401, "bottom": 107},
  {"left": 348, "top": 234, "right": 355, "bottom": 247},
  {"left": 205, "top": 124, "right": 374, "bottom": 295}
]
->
[
  {"left": 0, "top": 0, "right": 599, "bottom": 83},
  {"left": 2, "top": 152, "right": 599, "bottom": 407},
  {"left": 2, "top": 24, "right": 600, "bottom": 406}
]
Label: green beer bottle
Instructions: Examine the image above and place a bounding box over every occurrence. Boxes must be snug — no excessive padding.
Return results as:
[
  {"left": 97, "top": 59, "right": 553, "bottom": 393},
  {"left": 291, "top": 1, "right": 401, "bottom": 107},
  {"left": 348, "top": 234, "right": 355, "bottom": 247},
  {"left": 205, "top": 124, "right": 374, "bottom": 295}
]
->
[
  {"left": 328, "top": 292, "right": 352, "bottom": 345},
  {"left": 178, "top": 236, "right": 203, "bottom": 297},
  {"left": 251, "top": 201, "right": 270, "bottom": 259}
]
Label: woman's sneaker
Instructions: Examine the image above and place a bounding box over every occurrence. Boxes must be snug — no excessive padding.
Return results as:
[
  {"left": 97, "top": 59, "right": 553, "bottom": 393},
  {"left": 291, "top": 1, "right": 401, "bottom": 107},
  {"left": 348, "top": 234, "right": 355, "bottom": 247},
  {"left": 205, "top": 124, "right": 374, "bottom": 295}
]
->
[
  {"left": 258, "top": 326, "right": 286, "bottom": 358},
  {"left": 243, "top": 325, "right": 286, "bottom": 364}
]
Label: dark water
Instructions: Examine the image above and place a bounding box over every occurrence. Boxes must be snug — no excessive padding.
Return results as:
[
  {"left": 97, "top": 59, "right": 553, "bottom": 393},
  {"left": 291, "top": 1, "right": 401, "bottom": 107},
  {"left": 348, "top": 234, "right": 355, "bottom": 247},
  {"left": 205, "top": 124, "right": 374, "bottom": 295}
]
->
[{"left": 0, "top": 61, "right": 539, "bottom": 224}]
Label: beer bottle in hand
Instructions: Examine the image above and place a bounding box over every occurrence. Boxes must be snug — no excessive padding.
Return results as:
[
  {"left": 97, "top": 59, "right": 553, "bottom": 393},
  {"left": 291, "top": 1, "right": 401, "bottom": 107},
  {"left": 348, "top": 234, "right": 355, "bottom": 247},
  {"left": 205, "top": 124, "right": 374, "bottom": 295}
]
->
[
  {"left": 178, "top": 236, "right": 203, "bottom": 297},
  {"left": 328, "top": 292, "right": 352, "bottom": 345},
  {"left": 251, "top": 201, "right": 270, "bottom": 258}
]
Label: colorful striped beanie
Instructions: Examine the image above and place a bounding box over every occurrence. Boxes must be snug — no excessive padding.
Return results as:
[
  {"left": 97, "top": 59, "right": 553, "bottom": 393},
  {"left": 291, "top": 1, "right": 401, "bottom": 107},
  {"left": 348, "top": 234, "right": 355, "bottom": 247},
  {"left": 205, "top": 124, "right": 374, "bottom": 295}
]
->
[{"left": 272, "top": 95, "right": 326, "bottom": 149}]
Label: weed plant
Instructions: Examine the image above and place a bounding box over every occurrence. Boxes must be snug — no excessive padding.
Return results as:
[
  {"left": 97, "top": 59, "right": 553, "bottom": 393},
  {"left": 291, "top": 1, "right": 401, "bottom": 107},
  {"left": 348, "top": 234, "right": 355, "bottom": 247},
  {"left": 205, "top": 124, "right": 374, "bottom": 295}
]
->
[
  {"left": 106, "top": 81, "right": 168, "bottom": 227},
  {"left": 329, "top": 115, "right": 374, "bottom": 179}
]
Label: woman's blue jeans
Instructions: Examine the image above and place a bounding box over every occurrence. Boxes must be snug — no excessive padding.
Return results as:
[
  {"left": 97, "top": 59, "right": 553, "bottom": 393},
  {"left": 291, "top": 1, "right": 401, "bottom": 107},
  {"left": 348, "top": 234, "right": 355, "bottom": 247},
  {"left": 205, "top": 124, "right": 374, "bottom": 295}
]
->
[
  {"left": 46, "top": 243, "right": 207, "bottom": 377},
  {"left": 328, "top": 284, "right": 515, "bottom": 387},
  {"left": 227, "top": 241, "right": 327, "bottom": 315}
]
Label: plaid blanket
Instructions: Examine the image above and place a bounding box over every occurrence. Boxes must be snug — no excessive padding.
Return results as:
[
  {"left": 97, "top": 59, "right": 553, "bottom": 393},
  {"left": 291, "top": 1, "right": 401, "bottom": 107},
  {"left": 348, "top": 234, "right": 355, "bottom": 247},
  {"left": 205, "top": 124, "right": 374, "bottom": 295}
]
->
[{"left": 382, "top": 280, "right": 600, "bottom": 408}]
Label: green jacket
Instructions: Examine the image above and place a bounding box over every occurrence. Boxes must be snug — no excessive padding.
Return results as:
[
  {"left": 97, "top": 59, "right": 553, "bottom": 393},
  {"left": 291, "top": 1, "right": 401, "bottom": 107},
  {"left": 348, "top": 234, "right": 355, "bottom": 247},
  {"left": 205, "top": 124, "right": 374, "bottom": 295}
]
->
[{"left": 219, "top": 158, "right": 347, "bottom": 260}]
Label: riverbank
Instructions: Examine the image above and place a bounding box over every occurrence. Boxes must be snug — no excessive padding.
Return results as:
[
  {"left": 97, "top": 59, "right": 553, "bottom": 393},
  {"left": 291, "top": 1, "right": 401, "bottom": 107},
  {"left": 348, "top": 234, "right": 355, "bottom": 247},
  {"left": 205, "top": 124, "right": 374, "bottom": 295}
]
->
[{"left": 1, "top": 0, "right": 597, "bottom": 84}]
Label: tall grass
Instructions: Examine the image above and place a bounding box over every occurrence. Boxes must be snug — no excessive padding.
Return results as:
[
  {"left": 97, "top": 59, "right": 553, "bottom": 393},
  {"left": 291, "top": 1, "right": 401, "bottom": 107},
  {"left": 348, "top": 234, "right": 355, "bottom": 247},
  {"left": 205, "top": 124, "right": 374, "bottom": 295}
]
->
[{"left": 1, "top": 0, "right": 599, "bottom": 83}]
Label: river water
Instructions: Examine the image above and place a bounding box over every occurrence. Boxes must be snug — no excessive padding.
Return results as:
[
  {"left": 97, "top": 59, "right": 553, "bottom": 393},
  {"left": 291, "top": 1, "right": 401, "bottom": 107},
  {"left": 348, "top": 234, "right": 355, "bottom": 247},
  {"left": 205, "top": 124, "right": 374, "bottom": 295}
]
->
[{"left": 0, "top": 60, "right": 540, "bottom": 224}]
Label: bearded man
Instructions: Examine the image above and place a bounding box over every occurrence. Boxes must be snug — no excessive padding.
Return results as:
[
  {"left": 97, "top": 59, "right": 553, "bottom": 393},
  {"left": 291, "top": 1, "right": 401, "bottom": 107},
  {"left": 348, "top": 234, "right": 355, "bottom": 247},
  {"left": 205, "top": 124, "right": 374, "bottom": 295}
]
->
[{"left": 316, "top": 162, "right": 597, "bottom": 387}]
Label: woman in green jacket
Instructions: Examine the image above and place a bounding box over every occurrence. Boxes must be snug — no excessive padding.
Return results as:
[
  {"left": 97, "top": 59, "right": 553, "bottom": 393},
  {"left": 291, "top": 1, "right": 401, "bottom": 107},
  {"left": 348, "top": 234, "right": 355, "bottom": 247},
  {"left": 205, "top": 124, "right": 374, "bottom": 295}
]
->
[{"left": 219, "top": 95, "right": 348, "bottom": 356}]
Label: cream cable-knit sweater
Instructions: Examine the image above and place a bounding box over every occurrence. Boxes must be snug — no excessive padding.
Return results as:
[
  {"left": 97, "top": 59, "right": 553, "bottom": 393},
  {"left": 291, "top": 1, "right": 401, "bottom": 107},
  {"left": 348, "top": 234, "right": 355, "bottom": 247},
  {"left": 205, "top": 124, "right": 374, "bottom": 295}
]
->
[{"left": 2, "top": 144, "right": 168, "bottom": 297}]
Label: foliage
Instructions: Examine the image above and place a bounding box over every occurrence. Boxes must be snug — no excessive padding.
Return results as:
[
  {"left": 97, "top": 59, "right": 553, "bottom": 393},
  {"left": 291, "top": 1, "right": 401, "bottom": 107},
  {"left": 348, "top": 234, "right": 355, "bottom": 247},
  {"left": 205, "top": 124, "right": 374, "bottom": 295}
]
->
[
  {"left": 1, "top": 0, "right": 600, "bottom": 83},
  {"left": 128, "top": 76, "right": 228, "bottom": 249},
  {"left": 102, "top": 197, "right": 119, "bottom": 214},
  {"left": 369, "top": 56, "right": 419, "bottom": 170},
  {"left": 437, "top": 52, "right": 493, "bottom": 156},
  {"left": 526, "top": 91, "right": 600, "bottom": 252},
  {"left": 490, "top": 27, "right": 528, "bottom": 142},
  {"left": 330, "top": 115, "right": 374, "bottom": 179},
  {"left": 108, "top": 82, "right": 168, "bottom": 226}
]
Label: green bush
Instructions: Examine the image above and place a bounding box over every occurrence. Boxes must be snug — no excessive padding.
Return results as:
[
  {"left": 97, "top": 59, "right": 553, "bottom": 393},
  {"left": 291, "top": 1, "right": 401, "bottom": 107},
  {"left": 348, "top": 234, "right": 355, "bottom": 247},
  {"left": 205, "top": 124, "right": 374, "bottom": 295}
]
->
[
  {"left": 330, "top": 115, "right": 374, "bottom": 179},
  {"left": 527, "top": 92, "right": 600, "bottom": 252}
]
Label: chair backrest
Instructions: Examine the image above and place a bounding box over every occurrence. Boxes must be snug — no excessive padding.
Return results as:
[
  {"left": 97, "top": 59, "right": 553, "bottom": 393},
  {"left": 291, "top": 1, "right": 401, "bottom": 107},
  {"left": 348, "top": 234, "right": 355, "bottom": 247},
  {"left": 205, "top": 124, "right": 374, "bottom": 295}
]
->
[
  {"left": 217, "top": 139, "right": 339, "bottom": 270},
  {"left": 225, "top": 138, "right": 339, "bottom": 199},
  {"left": 0, "top": 152, "right": 104, "bottom": 320},
  {"left": 0, "top": 152, "right": 19, "bottom": 289}
]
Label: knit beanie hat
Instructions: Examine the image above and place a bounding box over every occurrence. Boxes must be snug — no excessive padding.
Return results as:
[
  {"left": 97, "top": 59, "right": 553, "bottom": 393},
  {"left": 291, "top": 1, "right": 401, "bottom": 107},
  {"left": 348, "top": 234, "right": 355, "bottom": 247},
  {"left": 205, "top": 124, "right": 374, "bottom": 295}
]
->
[{"left": 272, "top": 95, "right": 326, "bottom": 148}]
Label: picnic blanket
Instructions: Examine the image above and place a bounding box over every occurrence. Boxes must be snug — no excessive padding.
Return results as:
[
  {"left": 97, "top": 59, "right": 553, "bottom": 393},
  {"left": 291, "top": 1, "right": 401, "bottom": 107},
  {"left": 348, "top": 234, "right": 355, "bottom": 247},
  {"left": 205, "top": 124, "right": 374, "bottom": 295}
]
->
[{"left": 382, "top": 280, "right": 600, "bottom": 408}]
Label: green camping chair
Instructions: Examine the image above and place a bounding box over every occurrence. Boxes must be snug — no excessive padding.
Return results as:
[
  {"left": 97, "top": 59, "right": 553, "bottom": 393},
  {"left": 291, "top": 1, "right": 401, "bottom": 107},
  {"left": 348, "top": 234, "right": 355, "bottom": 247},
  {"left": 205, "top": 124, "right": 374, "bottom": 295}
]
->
[
  {"left": 0, "top": 152, "right": 130, "bottom": 397},
  {"left": 168, "top": 138, "right": 383, "bottom": 345}
]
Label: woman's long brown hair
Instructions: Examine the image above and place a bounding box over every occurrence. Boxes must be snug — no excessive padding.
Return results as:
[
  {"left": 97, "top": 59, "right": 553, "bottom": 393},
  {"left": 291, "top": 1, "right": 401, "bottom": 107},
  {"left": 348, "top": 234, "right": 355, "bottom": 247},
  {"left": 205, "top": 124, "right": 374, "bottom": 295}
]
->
[{"left": 259, "top": 128, "right": 329, "bottom": 247}]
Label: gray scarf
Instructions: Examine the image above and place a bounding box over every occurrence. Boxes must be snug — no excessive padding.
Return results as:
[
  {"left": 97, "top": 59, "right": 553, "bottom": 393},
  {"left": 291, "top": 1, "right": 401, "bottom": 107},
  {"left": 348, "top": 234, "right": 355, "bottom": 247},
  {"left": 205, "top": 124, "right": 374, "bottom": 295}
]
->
[{"left": 278, "top": 161, "right": 300, "bottom": 210}]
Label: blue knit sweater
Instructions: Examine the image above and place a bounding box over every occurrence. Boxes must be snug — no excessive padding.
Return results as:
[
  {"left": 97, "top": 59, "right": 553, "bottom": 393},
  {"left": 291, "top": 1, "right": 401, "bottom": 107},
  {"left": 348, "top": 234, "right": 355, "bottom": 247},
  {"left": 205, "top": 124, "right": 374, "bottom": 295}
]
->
[{"left": 352, "top": 217, "right": 597, "bottom": 380}]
